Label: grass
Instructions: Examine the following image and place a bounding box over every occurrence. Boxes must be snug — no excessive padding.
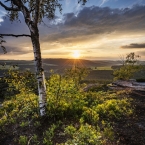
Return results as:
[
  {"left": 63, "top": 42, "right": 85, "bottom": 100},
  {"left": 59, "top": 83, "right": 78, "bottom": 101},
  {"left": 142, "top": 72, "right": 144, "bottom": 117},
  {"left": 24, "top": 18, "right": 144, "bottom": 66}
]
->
[{"left": 96, "top": 66, "right": 113, "bottom": 70}]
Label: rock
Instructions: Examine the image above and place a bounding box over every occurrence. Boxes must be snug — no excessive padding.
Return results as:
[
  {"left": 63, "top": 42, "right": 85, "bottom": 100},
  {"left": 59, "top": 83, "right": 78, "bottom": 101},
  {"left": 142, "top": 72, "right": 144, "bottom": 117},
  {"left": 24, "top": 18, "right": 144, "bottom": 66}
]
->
[
  {"left": 112, "top": 80, "right": 145, "bottom": 91},
  {"left": 83, "top": 83, "right": 99, "bottom": 92},
  {"left": 113, "top": 80, "right": 133, "bottom": 87}
]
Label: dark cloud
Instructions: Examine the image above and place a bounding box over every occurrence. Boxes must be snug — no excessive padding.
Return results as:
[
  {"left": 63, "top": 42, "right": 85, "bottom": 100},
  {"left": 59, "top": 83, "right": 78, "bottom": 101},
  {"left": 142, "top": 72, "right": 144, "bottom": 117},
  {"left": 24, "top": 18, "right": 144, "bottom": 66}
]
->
[
  {"left": 0, "top": 14, "right": 33, "bottom": 56},
  {"left": 1, "top": 5, "right": 145, "bottom": 44},
  {"left": 42, "top": 5, "right": 145, "bottom": 43},
  {"left": 64, "top": 5, "right": 145, "bottom": 31},
  {"left": 121, "top": 43, "right": 145, "bottom": 49},
  {"left": 0, "top": 45, "right": 32, "bottom": 54},
  {"left": 0, "top": 5, "right": 145, "bottom": 55},
  {"left": 0, "top": 14, "right": 29, "bottom": 34}
]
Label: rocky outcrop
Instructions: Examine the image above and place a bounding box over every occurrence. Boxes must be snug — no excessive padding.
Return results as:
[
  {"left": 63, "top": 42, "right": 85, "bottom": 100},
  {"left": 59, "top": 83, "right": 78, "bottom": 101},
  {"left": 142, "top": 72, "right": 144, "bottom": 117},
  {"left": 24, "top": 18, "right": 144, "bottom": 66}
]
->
[{"left": 112, "top": 80, "right": 145, "bottom": 91}]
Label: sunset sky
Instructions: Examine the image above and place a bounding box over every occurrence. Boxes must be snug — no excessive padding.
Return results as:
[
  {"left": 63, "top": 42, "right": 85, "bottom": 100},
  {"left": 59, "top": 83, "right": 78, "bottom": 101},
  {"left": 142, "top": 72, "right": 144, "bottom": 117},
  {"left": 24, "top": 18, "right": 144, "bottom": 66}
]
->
[{"left": 0, "top": 0, "right": 145, "bottom": 60}]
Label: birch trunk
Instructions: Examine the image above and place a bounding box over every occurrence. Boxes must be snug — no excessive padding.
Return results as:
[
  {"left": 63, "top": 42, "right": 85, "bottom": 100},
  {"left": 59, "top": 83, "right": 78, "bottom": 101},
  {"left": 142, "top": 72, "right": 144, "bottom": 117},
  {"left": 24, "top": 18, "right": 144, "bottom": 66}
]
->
[
  {"left": 20, "top": 2, "right": 47, "bottom": 116},
  {"left": 30, "top": 28, "right": 47, "bottom": 116},
  {"left": 0, "top": 0, "right": 48, "bottom": 116}
]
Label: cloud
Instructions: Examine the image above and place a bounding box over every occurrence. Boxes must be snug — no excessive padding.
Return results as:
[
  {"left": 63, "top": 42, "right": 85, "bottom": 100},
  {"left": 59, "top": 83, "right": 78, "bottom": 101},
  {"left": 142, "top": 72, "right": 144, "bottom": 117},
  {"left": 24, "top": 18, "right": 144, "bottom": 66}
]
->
[
  {"left": 65, "top": 0, "right": 71, "bottom": 6},
  {"left": 42, "top": 5, "right": 145, "bottom": 43},
  {"left": 100, "top": 0, "right": 109, "bottom": 6},
  {"left": 0, "top": 14, "right": 29, "bottom": 34},
  {"left": 121, "top": 43, "right": 145, "bottom": 49},
  {"left": 0, "top": 45, "right": 32, "bottom": 55},
  {"left": 0, "top": 5, "right": 145, "bottom": 59},
  {"left": 1, "top": 5, "right": 145, "bottom": 45}
]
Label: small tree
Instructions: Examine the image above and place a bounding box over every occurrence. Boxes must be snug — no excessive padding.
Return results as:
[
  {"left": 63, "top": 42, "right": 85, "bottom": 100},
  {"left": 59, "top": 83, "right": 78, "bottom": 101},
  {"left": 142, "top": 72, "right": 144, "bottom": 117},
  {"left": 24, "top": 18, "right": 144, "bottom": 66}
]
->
[
  {"left": 125, "top": 52, "right": 140, "bottom": 66},
  {"left": 0, "top": 0, "right": 87, "bottom": 116},
  {"left": 64, "top": 67, "right": 89, "bottom": 90},
  {"left": 113, "top": 52, "right": 141, "bottom": 80}
]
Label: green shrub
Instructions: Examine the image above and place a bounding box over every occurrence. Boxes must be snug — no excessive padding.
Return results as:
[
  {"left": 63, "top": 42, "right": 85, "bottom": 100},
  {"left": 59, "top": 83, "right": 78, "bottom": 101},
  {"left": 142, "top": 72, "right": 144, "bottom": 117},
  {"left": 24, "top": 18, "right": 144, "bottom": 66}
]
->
[
  {"left": 113, "top": 65, "right": 141, "bottom": 80},
  {"left": 64, "top": 123, "right": 102, "bottom": 145},
  {"left": 113, "top": 52, "right": 143, "bottom": 80},
  {"left": 19, "top": 135, "right": 28, "bottom": 145},
  {"left": 43, "top": 124, "right": 58, "bottom": 145},
  {"left": 0, "top": 69, "right": 134, "bottom": 145},
  {"left": 20, "top": 121, "right": 29, "bottom": 128},
  {"left": 95, "top": 99, "right": 133, "bottom": 119}
]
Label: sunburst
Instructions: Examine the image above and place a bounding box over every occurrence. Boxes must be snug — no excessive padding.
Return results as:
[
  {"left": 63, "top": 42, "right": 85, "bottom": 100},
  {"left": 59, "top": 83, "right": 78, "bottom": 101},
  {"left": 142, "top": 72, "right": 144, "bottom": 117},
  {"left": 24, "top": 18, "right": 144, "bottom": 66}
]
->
[{"left": 72, "top": 50, "right": 80, "bottom": 59}]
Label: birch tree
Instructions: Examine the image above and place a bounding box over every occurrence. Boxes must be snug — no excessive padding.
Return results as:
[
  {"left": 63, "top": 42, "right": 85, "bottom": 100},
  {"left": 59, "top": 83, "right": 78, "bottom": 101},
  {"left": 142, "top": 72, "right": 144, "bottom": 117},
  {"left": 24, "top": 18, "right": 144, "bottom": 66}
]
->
[{"left": 0, "top": 0, "right": 87, "bottom": 116}]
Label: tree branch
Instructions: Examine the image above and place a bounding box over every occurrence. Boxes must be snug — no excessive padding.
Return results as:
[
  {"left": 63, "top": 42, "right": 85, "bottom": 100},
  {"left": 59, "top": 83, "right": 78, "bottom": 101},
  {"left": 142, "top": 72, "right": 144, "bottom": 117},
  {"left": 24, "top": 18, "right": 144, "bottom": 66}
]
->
[
  {"left": 12, "top": 0, "right": 34, "bottom": 32},
  {"left": 29, "top": 4, "right": 35, "bottom": 13},
  {"left": 0, "top": 1, "right": 20, "bottom": 11},
  {"left": 0, "top": 34, "right": 31, "bottom": 37},
  {"left": 34, "top": 0, "right": 40, "bottom": 25}
]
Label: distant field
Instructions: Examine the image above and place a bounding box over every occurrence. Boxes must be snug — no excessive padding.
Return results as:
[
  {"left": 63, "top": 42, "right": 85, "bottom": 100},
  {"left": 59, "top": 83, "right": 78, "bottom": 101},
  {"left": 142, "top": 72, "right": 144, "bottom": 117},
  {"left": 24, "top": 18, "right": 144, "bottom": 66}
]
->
[
  {"left": 0, "top": 59, "right": 115, "bottom": 81},
  {"left": 1, "top": 59, "right": 144, "bottom": 82},
  {"left": 0, "top": 59, "right": 145, "bottom": 85},
  {"left": 18, "top": 63, "right": 34, "bottom": 65},
  {"left": 92, "top": 66, "right": 113, "bottom": 70},
  {"left": 86, "top": 70, "right": 114, "bottom": 81}
]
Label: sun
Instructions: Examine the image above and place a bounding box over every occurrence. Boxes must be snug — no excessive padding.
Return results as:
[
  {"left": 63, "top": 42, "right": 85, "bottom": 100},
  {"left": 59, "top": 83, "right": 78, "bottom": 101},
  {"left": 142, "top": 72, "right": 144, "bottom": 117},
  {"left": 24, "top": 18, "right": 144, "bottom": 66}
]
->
[{"left": 72, "top": 50, "right": 80, "bottom": 59}]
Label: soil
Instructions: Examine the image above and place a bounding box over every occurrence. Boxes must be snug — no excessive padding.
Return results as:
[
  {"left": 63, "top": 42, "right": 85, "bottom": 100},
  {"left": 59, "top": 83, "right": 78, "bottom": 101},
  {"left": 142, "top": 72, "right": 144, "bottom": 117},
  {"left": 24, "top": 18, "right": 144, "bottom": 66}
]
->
[{"left": 114, "top": 90, "right": 145, "bottom": 145}]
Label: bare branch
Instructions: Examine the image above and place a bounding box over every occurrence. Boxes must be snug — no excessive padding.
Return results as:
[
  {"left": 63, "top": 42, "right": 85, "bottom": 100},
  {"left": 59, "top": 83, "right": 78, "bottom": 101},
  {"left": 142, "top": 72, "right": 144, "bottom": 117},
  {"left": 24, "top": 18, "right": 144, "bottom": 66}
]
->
[
  {"left": 0, "top": 1, "right": 20, "bottom": 11},
  {"left": 0, "top": 34, "right": 31, "bottom": 37}
]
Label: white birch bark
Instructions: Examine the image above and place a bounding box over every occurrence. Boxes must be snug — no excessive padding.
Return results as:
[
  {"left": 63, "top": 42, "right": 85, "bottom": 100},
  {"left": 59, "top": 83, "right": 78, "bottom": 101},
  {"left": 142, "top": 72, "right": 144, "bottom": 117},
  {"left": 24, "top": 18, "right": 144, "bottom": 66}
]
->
[
  {"left": 12, "top": 0, "right": 47, "bottom": 116},
  {"left": 31, "top": 32, "right": 47, "bottom": 116},
  {"left": 0, "top": 0, "right": 52, "bottom": 116}
]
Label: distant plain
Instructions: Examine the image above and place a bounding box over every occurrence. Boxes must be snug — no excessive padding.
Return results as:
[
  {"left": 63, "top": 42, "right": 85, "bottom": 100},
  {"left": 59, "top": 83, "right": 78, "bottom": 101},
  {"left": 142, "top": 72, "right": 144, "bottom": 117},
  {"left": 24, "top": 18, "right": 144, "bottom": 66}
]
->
[{"left": 0, "top": 59, "right": 145, "bottom": 81}]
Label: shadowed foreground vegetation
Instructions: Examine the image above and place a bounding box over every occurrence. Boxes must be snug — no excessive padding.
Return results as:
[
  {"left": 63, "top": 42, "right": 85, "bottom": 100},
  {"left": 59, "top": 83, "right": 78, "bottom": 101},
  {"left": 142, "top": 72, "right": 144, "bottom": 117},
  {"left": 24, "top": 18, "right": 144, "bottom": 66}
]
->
[{"left": 0, "top": 69, "right": 145, "bottom": 145}]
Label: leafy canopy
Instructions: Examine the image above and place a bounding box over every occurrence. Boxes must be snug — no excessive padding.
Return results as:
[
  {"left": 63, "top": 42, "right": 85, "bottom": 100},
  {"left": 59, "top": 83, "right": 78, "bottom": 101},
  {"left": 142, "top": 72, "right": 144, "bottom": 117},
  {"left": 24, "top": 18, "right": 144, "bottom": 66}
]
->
[
  {"left": 113, "top": 52, "right": 142, "bottom": 80},
  {"left": 1, "top": 0, "right": 88, "bottom": 22}
]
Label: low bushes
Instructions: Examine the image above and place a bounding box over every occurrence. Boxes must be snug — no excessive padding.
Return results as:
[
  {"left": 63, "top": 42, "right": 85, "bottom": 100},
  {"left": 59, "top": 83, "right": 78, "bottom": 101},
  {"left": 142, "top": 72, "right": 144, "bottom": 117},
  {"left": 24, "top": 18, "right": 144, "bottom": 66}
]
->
[{"left": 0, "top": 71, "right": 133, "bottom": 144}]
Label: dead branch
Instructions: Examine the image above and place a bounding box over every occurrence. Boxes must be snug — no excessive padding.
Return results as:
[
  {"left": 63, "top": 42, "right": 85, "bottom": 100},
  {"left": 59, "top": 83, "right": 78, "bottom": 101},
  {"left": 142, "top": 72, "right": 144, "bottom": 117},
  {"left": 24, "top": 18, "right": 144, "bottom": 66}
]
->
[{"left": 0, "top": 34, "right": 31, "bottom": 37}]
